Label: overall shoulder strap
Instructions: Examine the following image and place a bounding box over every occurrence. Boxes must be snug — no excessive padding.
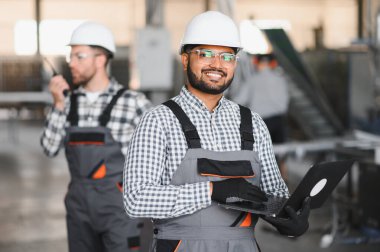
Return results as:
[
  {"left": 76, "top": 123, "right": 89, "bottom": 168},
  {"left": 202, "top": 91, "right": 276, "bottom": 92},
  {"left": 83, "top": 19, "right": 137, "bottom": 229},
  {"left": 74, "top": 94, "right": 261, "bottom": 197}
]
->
[
  {"left": 67, "top": 93, "right": 79, "bottom": 126},
  {"left": 99, "top": 88, "right": 127, "bottom": 126},
  {"left": 239, "top": 104, "right": 255, "bottom": 150},
  {"left": 163, "top": 100, "right": 201, "bottom": 149}
]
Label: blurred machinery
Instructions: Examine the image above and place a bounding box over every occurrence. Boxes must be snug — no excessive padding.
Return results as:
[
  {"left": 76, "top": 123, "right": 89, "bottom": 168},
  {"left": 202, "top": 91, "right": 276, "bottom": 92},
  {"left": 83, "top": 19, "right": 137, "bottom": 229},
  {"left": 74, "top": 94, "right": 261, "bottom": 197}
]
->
[
  {"left": 135, "top": 27, "right": 173, "bottom": 92},
  {"left": 358, "top": 162, "right": 380, "bottom": 230},
  {"left": 0, "top": 56, "right": 43, "bottom": 92},
  {"left": 265, "top": 25, "right": 380, "bottom": 247},
  {"left": 133, "top": 0, "right": 173, "bottom": 105},
  {"left": 264, "top": 28, "right": 345, "bottom": 139}
]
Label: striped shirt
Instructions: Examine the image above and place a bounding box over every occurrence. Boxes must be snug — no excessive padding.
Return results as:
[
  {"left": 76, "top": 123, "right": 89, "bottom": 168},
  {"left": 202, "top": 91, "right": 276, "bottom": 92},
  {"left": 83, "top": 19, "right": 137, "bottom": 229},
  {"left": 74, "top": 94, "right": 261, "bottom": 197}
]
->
[
  {"left": 123, "top": 86, "right": 289, "bottom": 219},
  {"left": 40, "top": 78, "right": 151, "bottom": 157}
]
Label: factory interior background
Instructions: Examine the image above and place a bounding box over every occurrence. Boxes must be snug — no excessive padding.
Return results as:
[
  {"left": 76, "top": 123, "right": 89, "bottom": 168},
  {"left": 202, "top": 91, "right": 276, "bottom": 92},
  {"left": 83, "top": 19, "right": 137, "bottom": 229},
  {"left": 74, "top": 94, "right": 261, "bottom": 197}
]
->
[{"left": 1, "top": 0, "right": 380, "bottom": 251}]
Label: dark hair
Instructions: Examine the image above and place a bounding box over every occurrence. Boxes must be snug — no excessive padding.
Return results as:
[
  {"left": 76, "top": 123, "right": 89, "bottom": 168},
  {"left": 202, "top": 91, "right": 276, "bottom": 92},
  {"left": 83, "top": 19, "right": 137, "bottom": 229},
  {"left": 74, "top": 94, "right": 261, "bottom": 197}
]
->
[
  {"left": 256, "top": 53, "right": 275, "bottom": 62},
  {"left": 253, "top": 53, "right": 278, "bottom": 69},
  {"left": 183, "top": 44, "right": 200, "bottom": 54}
]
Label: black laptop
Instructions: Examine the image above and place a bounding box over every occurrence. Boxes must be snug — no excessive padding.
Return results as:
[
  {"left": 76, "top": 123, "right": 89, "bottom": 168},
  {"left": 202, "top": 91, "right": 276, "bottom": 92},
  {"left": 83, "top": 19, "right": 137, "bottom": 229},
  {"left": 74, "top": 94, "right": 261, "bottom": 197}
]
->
[{"left": 219, "top": 160, "right": 355, "bottom": 218}]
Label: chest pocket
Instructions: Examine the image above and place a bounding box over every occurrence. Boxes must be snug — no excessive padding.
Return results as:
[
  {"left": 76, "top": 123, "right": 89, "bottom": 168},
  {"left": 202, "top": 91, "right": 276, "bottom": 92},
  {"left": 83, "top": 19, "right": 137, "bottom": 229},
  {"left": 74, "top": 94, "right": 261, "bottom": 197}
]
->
[
  {"left": 198, "top": 158, "right": 255, "bottom": 178},
  {"left": 68, "top": 132, "right": 105, "bottom": 145}
]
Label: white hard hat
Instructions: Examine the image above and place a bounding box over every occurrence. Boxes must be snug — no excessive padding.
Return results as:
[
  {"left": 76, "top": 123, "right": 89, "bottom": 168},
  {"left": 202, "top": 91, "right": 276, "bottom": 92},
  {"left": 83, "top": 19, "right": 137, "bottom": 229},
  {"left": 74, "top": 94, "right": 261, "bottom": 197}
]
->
[
  {"left": 69, "top": 21, "right": 116, "bottom": 55},
  {"left": 179, "top": 11, "right": 241, "bottom": 54}
]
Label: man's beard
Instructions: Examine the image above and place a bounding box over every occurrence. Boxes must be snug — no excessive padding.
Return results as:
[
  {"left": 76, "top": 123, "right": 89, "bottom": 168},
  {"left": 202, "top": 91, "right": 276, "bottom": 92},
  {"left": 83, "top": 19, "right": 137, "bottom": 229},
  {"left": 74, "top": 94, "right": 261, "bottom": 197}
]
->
[
  {"left": 187, "top": 63, "right": 233, "bottom": 95},
  {"left": 71, "top": 72, "right": 93, "bottom": 87}
]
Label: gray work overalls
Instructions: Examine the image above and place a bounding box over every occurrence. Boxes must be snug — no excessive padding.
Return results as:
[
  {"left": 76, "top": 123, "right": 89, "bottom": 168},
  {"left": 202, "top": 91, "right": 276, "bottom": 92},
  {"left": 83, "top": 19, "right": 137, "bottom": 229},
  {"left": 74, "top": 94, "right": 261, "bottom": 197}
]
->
[
  {"left": 64, "top": 89, "right": 141, "bottom": 252},
  {"left": 152, "top": 100, "right": 261, "bottom": 252}
]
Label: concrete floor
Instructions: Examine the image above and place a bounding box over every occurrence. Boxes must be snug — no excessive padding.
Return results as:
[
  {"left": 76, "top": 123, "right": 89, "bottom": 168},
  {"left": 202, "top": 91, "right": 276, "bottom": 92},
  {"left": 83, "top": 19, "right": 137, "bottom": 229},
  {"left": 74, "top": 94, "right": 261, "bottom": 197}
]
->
[{"left": 0, "top": 120, "right": 379, "bottom": 252}]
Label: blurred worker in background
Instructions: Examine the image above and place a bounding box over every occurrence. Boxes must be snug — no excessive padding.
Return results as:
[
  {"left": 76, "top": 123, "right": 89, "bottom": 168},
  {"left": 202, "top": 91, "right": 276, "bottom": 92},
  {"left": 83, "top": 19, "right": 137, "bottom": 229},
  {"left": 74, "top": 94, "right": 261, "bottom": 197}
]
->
[
  {"left": 230, "top": 52, "right": 290, "bottom": 182},
  {"left": 124, "top": 11, "right": 309, "bottom": 252},
  {"left": 40, "top": 21, "right": 151, "bottom": 252}
]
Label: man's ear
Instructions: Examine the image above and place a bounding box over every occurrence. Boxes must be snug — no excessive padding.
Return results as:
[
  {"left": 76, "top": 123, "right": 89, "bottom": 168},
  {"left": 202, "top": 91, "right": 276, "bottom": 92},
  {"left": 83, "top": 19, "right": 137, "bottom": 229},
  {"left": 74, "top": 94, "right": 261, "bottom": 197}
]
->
[
  {"left": 181, "top": 53, "right": 189, "bottom": 71},
  {"left": 96, "top": 54, "right": 107, "bottom": 69}
]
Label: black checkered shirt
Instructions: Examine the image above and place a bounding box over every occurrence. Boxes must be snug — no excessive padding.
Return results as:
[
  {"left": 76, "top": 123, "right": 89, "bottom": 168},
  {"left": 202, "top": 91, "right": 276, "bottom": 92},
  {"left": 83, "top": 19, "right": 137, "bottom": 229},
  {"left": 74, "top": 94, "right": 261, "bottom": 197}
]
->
[
  {"left": 123, "top": 86, "right": 289, "bottom": 219},
  {"left": 40, "top": 78, "right": 151, "bottom": 157}
]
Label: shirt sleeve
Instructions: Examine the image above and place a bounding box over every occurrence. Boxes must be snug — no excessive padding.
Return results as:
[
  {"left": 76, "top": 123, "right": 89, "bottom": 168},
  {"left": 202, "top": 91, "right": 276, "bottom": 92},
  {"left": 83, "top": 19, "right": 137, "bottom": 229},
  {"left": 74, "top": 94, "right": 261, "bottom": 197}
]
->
[
  {"left": 123, "top": 110, "right": 211, "bottom": 219},
  {"left": 253, "top": 113, "right": 290, "bottom": 198},
  {"left": 40, "top": 106, "right": 67, "bottom": 157},
  {"left": 116, "top": 92, "right": 152, "bottom": 156}
]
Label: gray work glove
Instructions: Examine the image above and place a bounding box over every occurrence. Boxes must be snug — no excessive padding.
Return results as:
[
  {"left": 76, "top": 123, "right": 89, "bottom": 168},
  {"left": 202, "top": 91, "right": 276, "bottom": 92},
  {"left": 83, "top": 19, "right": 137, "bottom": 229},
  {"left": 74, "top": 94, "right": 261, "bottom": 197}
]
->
[
  {"left": 262, "top": 197, "right": 311, "bottom": 237},
  {"left": 211, "top": 178, "right": 268, "bottom": 206}
]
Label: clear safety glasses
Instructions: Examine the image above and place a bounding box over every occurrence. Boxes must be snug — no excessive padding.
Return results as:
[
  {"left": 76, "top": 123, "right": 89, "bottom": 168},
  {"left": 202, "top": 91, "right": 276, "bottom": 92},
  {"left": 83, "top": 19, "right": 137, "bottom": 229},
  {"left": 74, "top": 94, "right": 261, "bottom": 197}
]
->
[
  {"left": 188, "top": 49, "right": 238, "bottom": 66},
  {"left": 66, "top": 52, "right": 102, "bottom": 63}
]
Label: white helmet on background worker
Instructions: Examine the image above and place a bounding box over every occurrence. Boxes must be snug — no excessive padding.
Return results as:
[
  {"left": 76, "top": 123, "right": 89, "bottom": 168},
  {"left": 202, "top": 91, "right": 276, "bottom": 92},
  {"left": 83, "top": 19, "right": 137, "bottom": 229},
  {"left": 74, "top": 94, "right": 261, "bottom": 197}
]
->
[
  {"left": 179, "top": 11, "right": 241, "bottom": 54},
  {"left": 69, "top": 21, "right": 116, "bottom": 56}
]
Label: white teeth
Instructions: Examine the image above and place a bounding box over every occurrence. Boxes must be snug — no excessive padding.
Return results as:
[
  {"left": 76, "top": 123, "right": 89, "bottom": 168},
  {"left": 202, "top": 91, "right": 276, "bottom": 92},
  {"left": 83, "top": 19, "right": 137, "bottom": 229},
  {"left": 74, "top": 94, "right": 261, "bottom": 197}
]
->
[{"left": 206, "top": 72, "right": 222, "bottom": 77}]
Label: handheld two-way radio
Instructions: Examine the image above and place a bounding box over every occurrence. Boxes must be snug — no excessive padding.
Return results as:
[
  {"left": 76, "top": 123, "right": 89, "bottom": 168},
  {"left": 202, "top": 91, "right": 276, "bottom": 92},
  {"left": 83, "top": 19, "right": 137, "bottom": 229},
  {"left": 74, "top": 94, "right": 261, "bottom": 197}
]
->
[{"left": 43, "top": 57, "right": 70, "bottom": 96}]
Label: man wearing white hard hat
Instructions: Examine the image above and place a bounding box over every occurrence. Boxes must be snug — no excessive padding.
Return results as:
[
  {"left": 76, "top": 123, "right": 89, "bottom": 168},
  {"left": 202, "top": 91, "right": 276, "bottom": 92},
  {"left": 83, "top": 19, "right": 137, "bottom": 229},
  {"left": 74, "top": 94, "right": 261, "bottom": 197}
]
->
[
  {"left": 124, "top": 11, "right": 310, "bottom": 251},
  {"left": 41, "top": 21, "right": 151, "bottom": 252}
]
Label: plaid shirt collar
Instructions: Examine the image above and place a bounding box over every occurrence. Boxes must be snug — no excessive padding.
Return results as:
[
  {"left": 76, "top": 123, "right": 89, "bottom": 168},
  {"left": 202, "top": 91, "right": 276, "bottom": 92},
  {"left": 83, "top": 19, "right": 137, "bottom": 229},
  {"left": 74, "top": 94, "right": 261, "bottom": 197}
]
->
[
  {"left": 180, "top": 85, "right": 226, "bottom": 114},
  {"left": 74, "top": 77, "right": 120, "bottom": 96}
]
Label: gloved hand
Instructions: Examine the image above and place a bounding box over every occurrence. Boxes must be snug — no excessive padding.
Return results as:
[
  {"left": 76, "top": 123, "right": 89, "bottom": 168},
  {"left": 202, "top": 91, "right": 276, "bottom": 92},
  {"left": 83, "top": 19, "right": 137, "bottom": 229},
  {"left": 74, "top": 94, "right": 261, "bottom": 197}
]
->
[
  {"left": 262, "top": 197, "right": 311, "bottom": 237},
  {"left": 211, "top": 178, "right": 268, "bottom": 206}
]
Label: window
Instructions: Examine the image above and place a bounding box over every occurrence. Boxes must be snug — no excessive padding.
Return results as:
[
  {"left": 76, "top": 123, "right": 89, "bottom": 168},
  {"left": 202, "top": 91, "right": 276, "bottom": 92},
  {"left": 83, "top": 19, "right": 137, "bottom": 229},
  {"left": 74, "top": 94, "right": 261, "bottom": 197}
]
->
[{"left": 14, "top": 19, "right": 85, "bottom": 55}]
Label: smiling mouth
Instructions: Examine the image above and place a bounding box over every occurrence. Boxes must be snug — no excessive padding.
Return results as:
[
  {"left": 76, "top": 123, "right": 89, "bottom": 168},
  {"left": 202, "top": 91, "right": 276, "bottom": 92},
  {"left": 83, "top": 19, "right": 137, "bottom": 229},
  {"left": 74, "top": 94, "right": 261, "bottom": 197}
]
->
[
  {"left": 203, "top": 70, "right": 226, "bottom": 79},
  {"left": 206, "top": 72, "right": 222, "bottom": 78}
]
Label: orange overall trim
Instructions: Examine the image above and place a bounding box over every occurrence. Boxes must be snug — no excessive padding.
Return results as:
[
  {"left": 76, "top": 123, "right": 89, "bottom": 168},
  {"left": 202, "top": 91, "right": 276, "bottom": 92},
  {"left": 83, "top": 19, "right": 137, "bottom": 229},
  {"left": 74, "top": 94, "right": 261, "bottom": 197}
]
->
[
  {"left": 69, "top": 141, "right": 104, "bottom": 145},
  {"left": 92, "top": 164, "right": 106, "bottom": 179},
  {"left": 174, "top": 240, "right": 182, "bottom": 252},
  {"left": 240, "top": 213, "right": 252, "bottom": 227},
  {"left": 130, "top": 246, "right": 140, "bottom": 250},
  {"left": 200, "top": 173, "right": 255, "bottom": 179}
]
